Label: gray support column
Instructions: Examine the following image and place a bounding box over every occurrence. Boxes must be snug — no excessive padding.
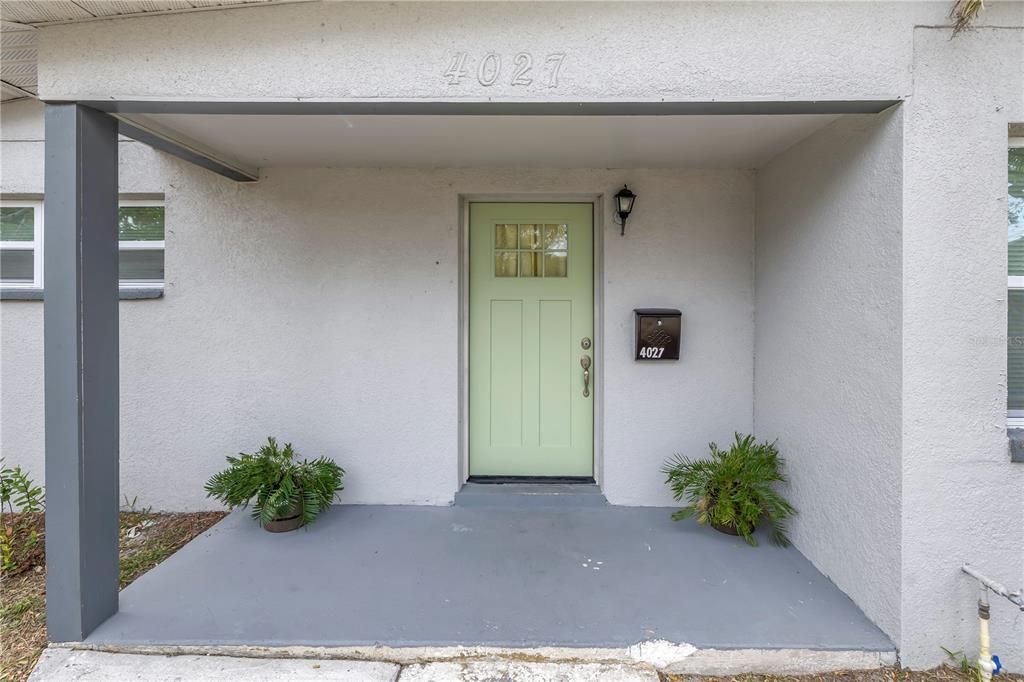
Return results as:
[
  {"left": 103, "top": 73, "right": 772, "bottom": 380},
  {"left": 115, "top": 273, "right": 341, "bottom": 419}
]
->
[{"left": 44, "top": 104, "right": 120, "bottom": 642}]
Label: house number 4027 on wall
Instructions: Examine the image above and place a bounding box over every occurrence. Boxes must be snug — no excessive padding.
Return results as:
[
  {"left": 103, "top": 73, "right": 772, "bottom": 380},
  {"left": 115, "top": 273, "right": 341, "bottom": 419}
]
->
[{"left": 444, "top": 52, "right": 567, "bottom": 88}]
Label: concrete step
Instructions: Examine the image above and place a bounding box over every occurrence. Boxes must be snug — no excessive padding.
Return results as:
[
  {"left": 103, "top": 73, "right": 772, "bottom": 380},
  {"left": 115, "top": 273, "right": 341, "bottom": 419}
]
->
[
  {"left": 400, "top": 661, "right": 659, "bottom": 682},
  {"left": 30, "top": 649, "right": 401, "bottom": 681},
  {"left": 454, "top": 482, "right": 607, "bottom": 507}
]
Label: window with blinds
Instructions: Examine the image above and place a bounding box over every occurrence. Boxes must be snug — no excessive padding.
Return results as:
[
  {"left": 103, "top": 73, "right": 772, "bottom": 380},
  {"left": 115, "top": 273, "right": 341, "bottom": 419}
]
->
[
  {"left": 1008, "top": 145, "right": 1024, "bottom": 417},
  {"left": 0, "top": 201, "right": 43, "bottom": 288},
  {"left": 0, "top": 198, "right": 165, "bottom": 290},
  {"left": 117, "top": 201, "right": 165, "bottom": 287}
]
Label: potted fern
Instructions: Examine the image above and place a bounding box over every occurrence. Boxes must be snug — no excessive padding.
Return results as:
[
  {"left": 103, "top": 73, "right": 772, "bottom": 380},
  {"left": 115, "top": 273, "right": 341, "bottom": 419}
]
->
[
  {"left": 662, "top": 433, "right": 795, "bottom": 547},
  {"left": 205, "top": 437, "right": 344, "bottom": 532}
]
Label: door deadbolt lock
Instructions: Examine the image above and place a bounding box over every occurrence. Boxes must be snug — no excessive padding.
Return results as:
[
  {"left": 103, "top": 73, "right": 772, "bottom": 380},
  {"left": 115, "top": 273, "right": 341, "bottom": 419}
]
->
[{"left": 581, "top": 337, "right": 592, "bottom": 350}]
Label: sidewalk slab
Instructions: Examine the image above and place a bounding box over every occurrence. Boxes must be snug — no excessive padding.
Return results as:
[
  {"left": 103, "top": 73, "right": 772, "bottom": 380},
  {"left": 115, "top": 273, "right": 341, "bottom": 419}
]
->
[{"left": 28, "top": 648, "right": 400, "bottom": 682}]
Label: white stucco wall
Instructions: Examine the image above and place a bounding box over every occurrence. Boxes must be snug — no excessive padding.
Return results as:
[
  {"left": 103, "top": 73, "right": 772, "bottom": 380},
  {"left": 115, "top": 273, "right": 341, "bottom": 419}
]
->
[
  {"left": 754, "top": 111, "right": 904, "bottom": 644},
  {"left": 901, "top": 26, "right": 1024, "bottom": 670},
  {"left": 1, "top": 99, "right": 755, "bottom": 510},
  {"left": 5, "top": 0, "right": 1024, "bottom": 669},
  {"left": 35, "top": 1, "right": 921, "bottom": 102}
]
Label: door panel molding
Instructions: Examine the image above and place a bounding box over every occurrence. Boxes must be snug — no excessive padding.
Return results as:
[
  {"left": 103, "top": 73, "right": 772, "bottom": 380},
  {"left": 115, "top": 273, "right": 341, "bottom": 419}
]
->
[
  {"left": 467, "top": 202, "right": 594, "bottom": 477},
  {"left": 457, "top": 194, "right": 604, "bottom": 488}
]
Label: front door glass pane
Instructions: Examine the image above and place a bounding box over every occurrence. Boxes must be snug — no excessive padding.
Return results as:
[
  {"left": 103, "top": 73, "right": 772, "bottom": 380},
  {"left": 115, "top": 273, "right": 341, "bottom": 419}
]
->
[
  {"left": 495, "top": 251, "right": 517, "bottom": 277},
  {"left": 520, "top": 251, "right": 541, "bottom": 277},
  {"left": 493, "top": 222, "right": 570, "bottom": 278},
  {"left": 543, "top": 251, "right": 567, "bottom": 278},
  {"left": 519, "top": 224, "right": 541, "bottom": 250},
  {"left": 543, "top": 224, "right": 568, "bottom": 250},
  {"left": 495, "top": 224, "right": 517, "bottom": 250}
]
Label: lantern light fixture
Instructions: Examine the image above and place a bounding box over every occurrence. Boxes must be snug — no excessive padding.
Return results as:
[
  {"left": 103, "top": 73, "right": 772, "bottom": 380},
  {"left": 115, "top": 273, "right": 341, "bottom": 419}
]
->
[{"left": 614, "top": 185, "right": 637, "bottom": 236}]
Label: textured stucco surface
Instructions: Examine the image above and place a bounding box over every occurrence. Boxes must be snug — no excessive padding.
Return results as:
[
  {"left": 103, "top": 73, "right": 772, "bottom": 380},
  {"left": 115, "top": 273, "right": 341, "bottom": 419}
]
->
[
  {"left": 1, "top": 99, "right": 755, "bottom": 510},
  {"left": 35, "top": 2, "right": 923, "bottom": 102},
  {"left": 900, "top": 26, "right": 1024, "bottom": 670},
  {"left": 4, "top": 0, "right": 1024, "bottom": 669},
  {"left": 754, "top": 112, "right": 903, "bottom": 644}
]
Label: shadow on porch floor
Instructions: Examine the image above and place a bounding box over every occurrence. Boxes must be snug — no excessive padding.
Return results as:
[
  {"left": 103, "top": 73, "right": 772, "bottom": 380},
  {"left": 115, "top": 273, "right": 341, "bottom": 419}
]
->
[{"left": 85, "top": 504, "right": 893, "bottom": 651}]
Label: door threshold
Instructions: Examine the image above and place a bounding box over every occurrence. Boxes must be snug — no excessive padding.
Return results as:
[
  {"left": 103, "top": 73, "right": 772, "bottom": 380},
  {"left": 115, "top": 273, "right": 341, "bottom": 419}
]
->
[
  {"left": 467, "top": 475, "right": 596, "bottom": 485},
  {"left": 456, "top": 480, "right": 607, "bottom": 507}
]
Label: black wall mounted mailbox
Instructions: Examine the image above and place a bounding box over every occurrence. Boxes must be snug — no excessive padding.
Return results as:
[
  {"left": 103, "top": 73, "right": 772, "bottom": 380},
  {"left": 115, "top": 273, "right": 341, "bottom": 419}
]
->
[{"left": 634, "top": 309, "right": 681, "bottom": 360}]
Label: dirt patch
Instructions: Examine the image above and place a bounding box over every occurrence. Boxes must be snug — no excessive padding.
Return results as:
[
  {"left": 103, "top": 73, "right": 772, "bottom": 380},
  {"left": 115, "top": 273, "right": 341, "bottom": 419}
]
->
[
  {"left": 117, "top": 512, "right": 226, "bottom": 588},
  {"left": 0, "top": 511, "right": 225, "bottom": 682}
]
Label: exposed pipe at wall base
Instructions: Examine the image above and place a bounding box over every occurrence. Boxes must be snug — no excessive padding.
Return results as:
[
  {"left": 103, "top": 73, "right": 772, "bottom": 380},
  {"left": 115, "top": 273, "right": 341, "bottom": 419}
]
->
[
  {"left": 961, "top": 564, "right": 1024, "bottom": 681},
  {"left": 977, "top": 592, "right": 994, "bottom": 682},
  {"left": 962, "top": 564, "right": 1024, "bottom": 610}
]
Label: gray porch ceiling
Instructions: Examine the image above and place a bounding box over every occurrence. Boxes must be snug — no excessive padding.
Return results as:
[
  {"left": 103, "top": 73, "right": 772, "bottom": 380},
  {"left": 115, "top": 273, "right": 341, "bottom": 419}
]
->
[
  {"left": 129, "top": 112, "right": 841, "bottom": 170},
  {"left": 0, "top": 0, "right": 312, "bottom": 101}
]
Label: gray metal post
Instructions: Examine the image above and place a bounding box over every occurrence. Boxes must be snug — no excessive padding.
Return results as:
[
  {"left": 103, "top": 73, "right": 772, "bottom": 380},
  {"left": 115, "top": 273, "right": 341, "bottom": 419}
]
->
[{"left": 44, "top": 104, "right": 120, "bottom": 642}]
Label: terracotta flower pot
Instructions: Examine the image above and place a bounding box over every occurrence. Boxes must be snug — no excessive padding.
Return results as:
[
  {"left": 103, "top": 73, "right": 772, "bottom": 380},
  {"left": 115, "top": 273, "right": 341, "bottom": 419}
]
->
[{"left": 263, "top": 501, "right": 303, "bottom": 533}]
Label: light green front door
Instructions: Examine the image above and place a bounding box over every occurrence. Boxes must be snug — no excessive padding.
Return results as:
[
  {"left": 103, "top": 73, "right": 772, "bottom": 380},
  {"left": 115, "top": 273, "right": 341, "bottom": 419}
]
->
[{"left": 469, "top": 203, "right": 594, "bottom": 477}]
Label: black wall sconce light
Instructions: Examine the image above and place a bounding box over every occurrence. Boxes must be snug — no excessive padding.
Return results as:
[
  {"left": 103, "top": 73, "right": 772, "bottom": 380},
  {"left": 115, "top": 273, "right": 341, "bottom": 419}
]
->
[{"left": 614, "top": 185, "right": 637, "bottom": 236}]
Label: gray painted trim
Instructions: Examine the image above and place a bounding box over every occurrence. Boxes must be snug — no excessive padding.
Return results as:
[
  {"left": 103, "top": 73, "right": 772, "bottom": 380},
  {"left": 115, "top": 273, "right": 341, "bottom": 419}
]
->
[
  {"left": 116, "top": 119, "right": 257, "bottom": 182},
  {"left": 0, "top": 289, "right": 44, "bottom": 300},
  {"left": 0, "top": 288, "right": 164, "bottom": 300},
  {"left": 0, "top": 79, "right": 36, "bottom": 100},
  {"left": 1008, "top": 429, "right": 1024, "bottom": 463},
  {"left": 43, "top": 104, "right": 120, "bottom": 642},
  {"left": 58, "top": 99, "right": 901, "bottom": 117},
  {"left": 118, "top": 287, "right": 164, "bottom": 300}
]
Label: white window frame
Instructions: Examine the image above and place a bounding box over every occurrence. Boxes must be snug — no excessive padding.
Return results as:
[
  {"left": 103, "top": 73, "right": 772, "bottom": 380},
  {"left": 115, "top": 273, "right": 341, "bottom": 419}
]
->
[
  {"left": 1009, "top": 138, "right": 1024, "bottom": 426},
  {"left": 0, "top": 199, "right": 44, "bottom": 289},
  {"left": 117, "top": 199, "right": 165, "bottom": 291},
  {"left": 0, "top": 198, "right": 165, "bottom": 291}
]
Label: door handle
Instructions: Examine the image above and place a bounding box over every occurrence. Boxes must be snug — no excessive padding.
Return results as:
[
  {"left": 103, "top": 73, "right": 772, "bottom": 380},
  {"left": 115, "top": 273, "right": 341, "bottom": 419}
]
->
[{"left": 580, "top": 355, "right": 592, "bottom": 398}]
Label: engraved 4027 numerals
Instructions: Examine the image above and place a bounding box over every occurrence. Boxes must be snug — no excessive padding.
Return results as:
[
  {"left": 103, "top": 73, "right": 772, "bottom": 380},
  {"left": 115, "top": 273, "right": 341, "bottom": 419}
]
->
[{"left": 444, "top": 52, "right": 566, "bottom": 88}]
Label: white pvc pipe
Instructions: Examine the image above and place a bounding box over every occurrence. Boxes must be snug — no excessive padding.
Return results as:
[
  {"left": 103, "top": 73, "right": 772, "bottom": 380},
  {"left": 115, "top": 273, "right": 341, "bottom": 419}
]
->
[
  {"left": 961, "top": 564, "right": 1024, "bottom": 682},
  {"left": 977, "top": 589, "right": 995, "bottom": 682}
]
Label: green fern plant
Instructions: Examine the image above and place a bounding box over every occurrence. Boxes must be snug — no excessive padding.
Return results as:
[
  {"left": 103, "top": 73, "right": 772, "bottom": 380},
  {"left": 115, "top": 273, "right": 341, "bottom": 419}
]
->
[
  {"left": 204, "top": 437, "right": 344, "bottom": 528},
  {"left": 662, "top": 433, "right": 795, "bottom": 547},
  {"left": 1, "top": 463, "right": 44, "bottom": 515},
  {"left": 1, "top": 461, "right": 45, "bottom": 574}
]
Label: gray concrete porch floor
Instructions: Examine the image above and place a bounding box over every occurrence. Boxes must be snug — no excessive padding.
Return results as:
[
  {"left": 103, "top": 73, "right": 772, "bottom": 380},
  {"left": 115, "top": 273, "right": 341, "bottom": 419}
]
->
[{"left": 85, "top": 504, "right": 893, "bottom": 651}]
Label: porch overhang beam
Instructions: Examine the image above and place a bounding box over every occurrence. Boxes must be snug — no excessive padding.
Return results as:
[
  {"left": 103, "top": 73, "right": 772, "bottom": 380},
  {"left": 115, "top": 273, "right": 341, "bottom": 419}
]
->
[
  {"left": 55, "top": 98, "right": 902, "bottom": 117},
  {"left": 43, "top": 103, "right": 121, "bottom": 642},
  {"left": 114, "top": 115, "right": 259, "bottom": 183}
]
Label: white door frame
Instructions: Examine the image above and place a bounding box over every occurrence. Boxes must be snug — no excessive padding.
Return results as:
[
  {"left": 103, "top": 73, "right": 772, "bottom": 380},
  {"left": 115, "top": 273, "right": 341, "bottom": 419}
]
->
[{"left": 457, "top": 194, "right": 605, "bottom": 488}]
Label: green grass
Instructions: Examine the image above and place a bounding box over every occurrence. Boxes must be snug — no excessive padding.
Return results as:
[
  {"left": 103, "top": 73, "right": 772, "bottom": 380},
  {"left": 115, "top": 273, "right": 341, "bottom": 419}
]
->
[
  {"left": 0, "top": 594, "right": 41, "bottom": 623},
  {"left": 119, "top": 541, "right": 177, "bottom": 588}
]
